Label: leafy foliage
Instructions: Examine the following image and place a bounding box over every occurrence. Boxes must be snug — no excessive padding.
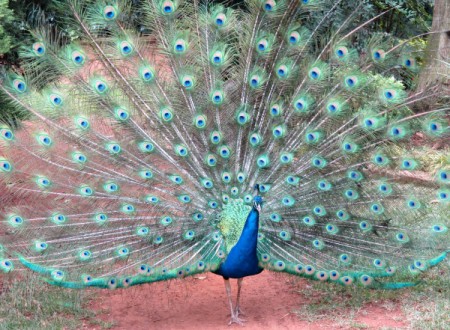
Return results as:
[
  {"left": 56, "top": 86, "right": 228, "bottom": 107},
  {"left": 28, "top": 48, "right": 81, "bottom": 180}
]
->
[{"left": 0, "top": 0, "right": 14, "bottom": 55}]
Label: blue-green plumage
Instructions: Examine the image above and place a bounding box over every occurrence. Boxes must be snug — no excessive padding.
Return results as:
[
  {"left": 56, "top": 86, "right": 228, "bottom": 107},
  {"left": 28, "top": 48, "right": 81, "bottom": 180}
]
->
[{"left": 0, "top": 0, "right": 449, "bottom": 326}]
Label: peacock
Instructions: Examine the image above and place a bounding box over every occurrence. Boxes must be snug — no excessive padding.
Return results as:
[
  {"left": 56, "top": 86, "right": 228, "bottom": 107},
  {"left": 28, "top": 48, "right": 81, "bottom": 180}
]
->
[{"left": 0, "top": 0, "right": 449, "bottom": 326}]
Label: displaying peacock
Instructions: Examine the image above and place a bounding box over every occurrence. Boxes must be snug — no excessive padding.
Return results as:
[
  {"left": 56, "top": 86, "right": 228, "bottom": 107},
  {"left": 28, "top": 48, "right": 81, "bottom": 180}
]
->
[{"left": 0, "top": 0, "right": 449, "bottom": 326}]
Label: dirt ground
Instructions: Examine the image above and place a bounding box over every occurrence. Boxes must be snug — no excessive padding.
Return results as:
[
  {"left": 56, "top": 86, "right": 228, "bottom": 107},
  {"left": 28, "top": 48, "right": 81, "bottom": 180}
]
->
[{"left": 89, "top": 271, "right": 407, "bottom": 330}]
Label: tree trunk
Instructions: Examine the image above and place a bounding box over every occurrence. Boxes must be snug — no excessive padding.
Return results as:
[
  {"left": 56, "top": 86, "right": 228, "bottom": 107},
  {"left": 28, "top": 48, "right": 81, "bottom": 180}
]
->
[{"left": 417, "top": 0, "right": 450, "bottom": 92}]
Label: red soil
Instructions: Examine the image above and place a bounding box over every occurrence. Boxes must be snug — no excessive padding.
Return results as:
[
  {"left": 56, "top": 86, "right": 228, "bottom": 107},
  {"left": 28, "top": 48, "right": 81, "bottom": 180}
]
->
[{"left": 89, "top": 271, "right": 407, "bottom": 330}]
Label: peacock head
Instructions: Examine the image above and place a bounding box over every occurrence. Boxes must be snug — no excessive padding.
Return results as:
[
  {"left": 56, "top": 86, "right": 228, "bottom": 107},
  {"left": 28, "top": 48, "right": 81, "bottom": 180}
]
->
[{"left": 253, "top": 184, "right": 264, "bottom": 212}]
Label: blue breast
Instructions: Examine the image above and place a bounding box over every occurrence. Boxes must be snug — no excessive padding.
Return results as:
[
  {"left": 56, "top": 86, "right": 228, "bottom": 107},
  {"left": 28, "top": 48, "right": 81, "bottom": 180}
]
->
[{"left": 214, "top": 208, "right": 264, "bottom": 279}]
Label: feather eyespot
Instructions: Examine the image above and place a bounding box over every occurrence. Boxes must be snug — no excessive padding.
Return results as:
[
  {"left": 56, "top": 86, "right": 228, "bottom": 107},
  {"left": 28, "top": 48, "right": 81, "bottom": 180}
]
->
[
  {"left": 181, "top": 76, "right": 195, "bottom": 89},
  {"left": 256, "top": 39, "right": 269, "bottom": 53},
  {"left": 115, "top": 107, "right": 129, "bottom": 121},
  {"left": 335, "top": 46, "right": 348, "bottom": 58},
  {"left": 94, "top": 213, "right": 108, "bottom": 224},
  {"left": 105, "top": 143, "right": 121, "bottom": 154},
  {"left": 211, "top": 51, "right": 224, "bottom": 65},
  {"left": 12, "top": 79, "right": 27, "bottom": 93},
  {"left": 161, "top": 1, "right": 176, "bottom": 15},
  {"left": 160, "top": 107, "right": 173, "bottom": 122},
  {"left": 103, "top": 5, "right": 117, "bottom": 20},
  {"left": 249, "top": 75, "right": 261, "bottom": 88},
  {"left": 49, "top": 94, "right": 63, "bottom": 106},
  {"left": 210, "top": 131, "right": 222, "bottom": 144},
  {"left": 276, "top": 65, "right": 289, "bottom": 78},
  {"left": 214, "top": 13, "right": 226, "bottom": 26},
  {"left": 288, "top": 31, "right": 300, "bottom": 45},
  {"left": 139, "top": 141, "right": 154, "bottom": 153},
  {"left": 372, "top": 49, "right": 385, "bottom": 61},
  {"left": 140, "top": 67, "right": 155, "bottom": 82},
  {"left": 249, "top": 133, "right": 262, "bottom": 146},
  {"left": 308, "top": 67, "right": 321, "bottom": 80},
  {"left": 71, "top": 51, "right": 86, "bottom": 65},
  {"left": 211, "top": 90, "right": 223, "bottom": 104},
  {"left": 32, "top": 42, "right": 46, "bottom": 56},
  {"left": 263, "top": 0, "right": 276, "bottom": 11},
  {"left": 174, "top": 39, "right": 187, "bottom": 53},
  {"left": 270, "top": 103, "right": 282, "bottom": 116},
  {"left": 119, "top": 41, "right": 133, "bottom": 56},
  {"left": 206, "top": 154, "right": 217, "bottom": 167},
  {"left": 94, "top": 80, "right": 108, "bottom": 93},
  {"left": 0, "top": 127, "right": 14, "bottom": 141},
  {"left": 345, "top": 76, "right": 357, "bottom": 88}
]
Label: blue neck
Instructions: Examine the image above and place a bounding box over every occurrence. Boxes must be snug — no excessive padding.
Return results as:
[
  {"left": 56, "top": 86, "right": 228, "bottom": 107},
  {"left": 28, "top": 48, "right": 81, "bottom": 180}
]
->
[
  {"left": 234, "top": 208, "right": 260, "bottom": 255},
  {"left": 214, "top": 207, "right": 263, "bottom": 279}
]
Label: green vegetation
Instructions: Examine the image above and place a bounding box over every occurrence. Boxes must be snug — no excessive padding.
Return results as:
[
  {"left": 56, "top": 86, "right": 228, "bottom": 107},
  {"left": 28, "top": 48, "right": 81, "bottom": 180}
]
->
[
  {"left": 0, "top": 0, "right": 14, "bottom": 55},
  {"left": 293, "top": 259, "right": 450, "bottom": 329},
  {"left": 0, "top": 273, "right": 115, "bottom": 330}
]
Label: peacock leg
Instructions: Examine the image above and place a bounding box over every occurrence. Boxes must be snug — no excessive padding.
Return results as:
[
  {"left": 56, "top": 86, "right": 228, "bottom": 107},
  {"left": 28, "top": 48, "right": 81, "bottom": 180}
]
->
[
  {"left": 235, "top": 278, "right": 246, "bottom": 318},
  {"left": 224, "top": 278, "right": 245, "bottom": 325}
]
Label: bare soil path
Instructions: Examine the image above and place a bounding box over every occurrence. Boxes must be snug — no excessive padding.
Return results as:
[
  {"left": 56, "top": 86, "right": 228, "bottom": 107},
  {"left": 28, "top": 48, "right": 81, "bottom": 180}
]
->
[{"left": 89, "top": 271, "right": 407, "bottom": 330}]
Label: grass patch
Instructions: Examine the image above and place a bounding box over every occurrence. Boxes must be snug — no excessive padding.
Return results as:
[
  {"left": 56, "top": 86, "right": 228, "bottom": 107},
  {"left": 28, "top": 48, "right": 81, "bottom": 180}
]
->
[
  {"left": 390, "top": 145, "right": 449, "bottom": 173},
  {"left": 293, "top": 259, "right": 450, "bottom": 329},
  {"left": 0, "top": 273, "right": 115, "bottom": 330}
]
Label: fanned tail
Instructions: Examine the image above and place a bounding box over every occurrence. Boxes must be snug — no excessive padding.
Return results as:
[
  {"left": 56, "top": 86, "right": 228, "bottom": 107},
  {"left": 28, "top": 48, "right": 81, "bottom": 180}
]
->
[{"left": 0, "top": 0, "right": 448, "bottom": 290}]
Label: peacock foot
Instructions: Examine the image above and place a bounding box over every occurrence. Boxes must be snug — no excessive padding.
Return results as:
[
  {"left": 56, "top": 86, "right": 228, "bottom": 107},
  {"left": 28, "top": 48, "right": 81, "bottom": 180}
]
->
[
  {"left": 228, "top": 314, "right": 246, "bottom": 326},
  {"left": 235, "top": 307, "right": 246, "bottom": 317}
]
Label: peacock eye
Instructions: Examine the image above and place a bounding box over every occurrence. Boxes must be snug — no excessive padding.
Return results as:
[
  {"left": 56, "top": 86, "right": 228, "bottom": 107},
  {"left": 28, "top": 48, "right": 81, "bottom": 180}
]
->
[
  {"left": 211, "top": 51, "right": 223, "bottom": 65},
  {"left": 115, "top": 107, "right": 129, "bottom": 121},
  {"left": 372, "top": 49, "right": 385, "bottom": 61},
  {"left": 160, "top": 107, "right": 173, "bottom": 122},
  {"left": 309, "top": 67, "right": 321, "bottom": 80},
  {"left": 211, "top": 91, "right": 223, "bottom": 104},
  {"left": 263, "top": 0, "right": 276, "bottom": 11},
  {"left": 33, "top": 42, "right": 46, "bottom": 56},
  {"left": 94, "top": 80, "right": 107, "bottom": 93},
  {"left": 250, "top": 76, "right": 260, "bottom": 87},
  {"left": 345, "top": 76, "right": 357, "bottom": 87},
  {"left": 103, "top": 5, "right": 117, "bottom": 20},
  {"left": 214, "top": 13, "right": 226, "bottom": 27},
  {"left": 0, "top": 128, "right": 13, "bottom": 140},
  {"left": 276, "top": 65, "right": 288, "bottom": 78},
  {"left": 119, "top": 41, "right": 133, "bottom": 55},
  {"left": 161, "top": 1, "right": 175, "bottom": 14},
  {"left": 50, "top": 94, "right": 63, "bottom": 106},
  {"left": 13, "top": 79, "right": 27, "bottom": 93},
  {"left": 289, "top": 31, "right": 300, "bottom": 44},
  {"left": 71, "top": 51, "right": 86, "bottom": 65},
  {"left": 257, "top": 39, "right": 269, "bottom": 52},
  {"left": 182, "top": 76, "right": 194, "bottom": 89},
  {"left": 335, "top": 46, "right": 348, "bottom": 58},
  {"left": 327, "top": 103, "right": 337, "bottom": 112},
  {"left": 270, "top": 104, "right": 281, "bottom": 116},
  {"left": 386, "top": 92, "right": 392, "bottom": 98},
  {"left": 144, "top": 71, "right": 152, "bottom": 79}
]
